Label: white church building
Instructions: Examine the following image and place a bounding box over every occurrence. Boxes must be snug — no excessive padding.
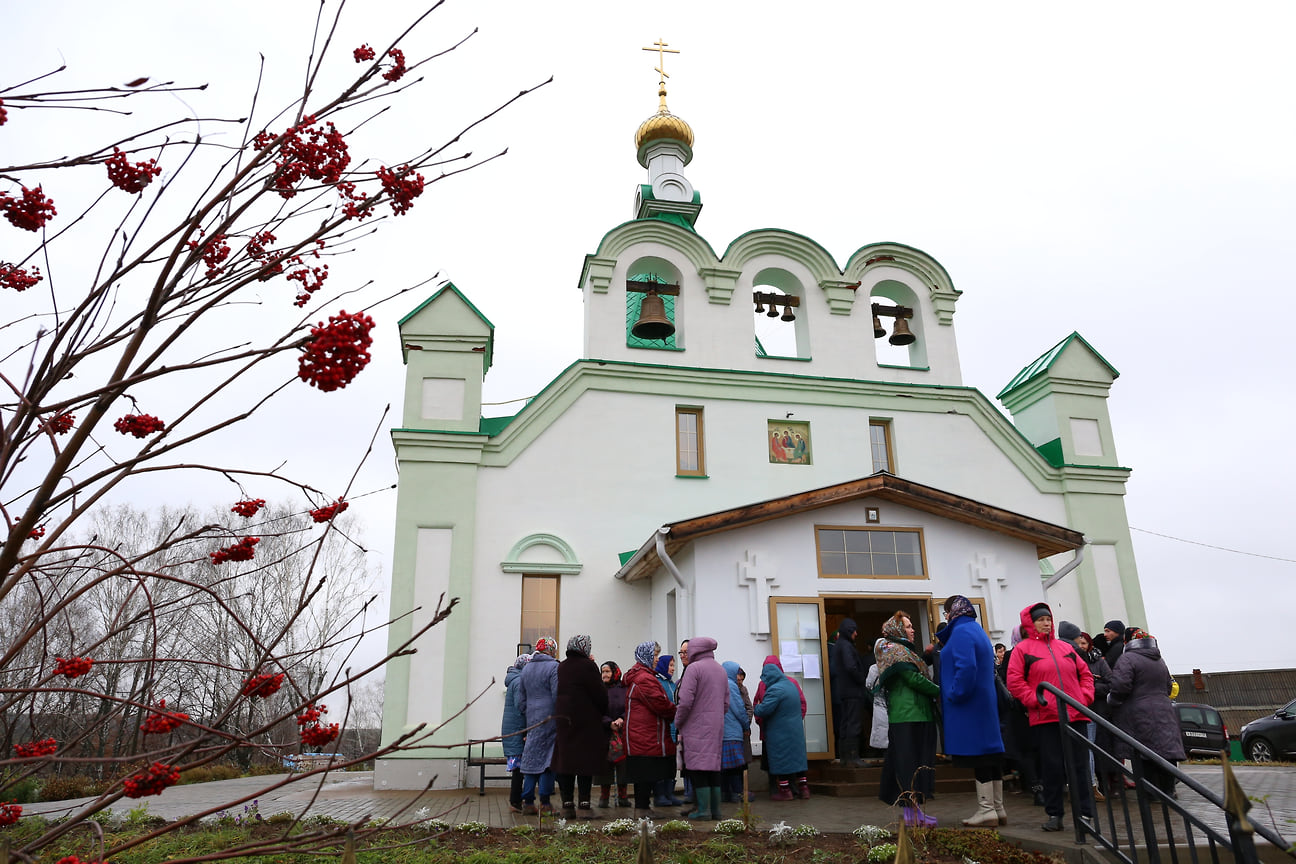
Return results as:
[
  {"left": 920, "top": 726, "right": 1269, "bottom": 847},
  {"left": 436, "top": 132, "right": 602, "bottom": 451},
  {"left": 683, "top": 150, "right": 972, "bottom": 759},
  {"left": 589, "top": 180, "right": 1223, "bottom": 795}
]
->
[{"left": 376, "top": 74, "right": 1146, "bottom": 791}]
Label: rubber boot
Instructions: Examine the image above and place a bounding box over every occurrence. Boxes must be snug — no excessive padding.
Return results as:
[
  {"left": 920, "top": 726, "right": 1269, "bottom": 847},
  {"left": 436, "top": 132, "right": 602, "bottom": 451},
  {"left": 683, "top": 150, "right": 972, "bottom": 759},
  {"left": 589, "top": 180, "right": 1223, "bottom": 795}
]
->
[
  {"left": 769, "top": 779, "right": 795, "bottom": 801},
  {"left": 709, "top": 785, "right": 723, "bottom": 820},
  {"left": 576, "top": 801, "right": 596, "bottom": 820},
  {"left": 902, "top": 805, "right": 918, "bottom": 827},
  {"left": 597, "top": 784, "right": 610, "bottom": 808},
  {"left": 843, "top": 738, "right": 864, "bottom": 769},
  {"left": 962, "top": 781, "right": 998, "bottom": 827},
  {"left": 685, "top": 786, "right": 712, "bottom": 820},
  {"left": 561, "top": 801, "right": 577, "bottom": 820},
  {"left": 917, "top": 803, "right": 938, "bottom": 828},
  {"left": 617, "top": 784, "right": 631, "bottom": 807},
  {"left": 992, "top": 779, "right": 1007, "bottom": 825},
  {"left": 796, "top": 777, "right": 811, "bottom": 799}
]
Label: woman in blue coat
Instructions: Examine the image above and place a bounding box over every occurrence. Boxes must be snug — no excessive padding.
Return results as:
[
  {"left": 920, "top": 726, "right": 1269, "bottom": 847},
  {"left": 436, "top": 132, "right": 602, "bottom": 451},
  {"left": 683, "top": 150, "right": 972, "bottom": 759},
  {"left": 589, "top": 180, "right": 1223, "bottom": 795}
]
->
[
  {"left": 720, "top": 661, "right": 750, "bottom": 802},
  {"left": 752, "top": 660, "right": 807, "bottom": 801},
  {"left": 935, "top": 595, "right": 1006, "bottom": 827},
  {"left": 501, "top": 654, "right": 531, "bottom": 812},
  {"left": 516, "top": 636, "right": 560, "bottom": 813}
]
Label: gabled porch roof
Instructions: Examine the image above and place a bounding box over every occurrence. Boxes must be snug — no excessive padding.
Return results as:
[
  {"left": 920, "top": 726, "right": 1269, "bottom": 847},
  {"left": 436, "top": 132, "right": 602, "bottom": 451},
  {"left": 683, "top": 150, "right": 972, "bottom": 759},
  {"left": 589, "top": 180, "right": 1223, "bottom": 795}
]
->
[{"left": 614, "top": 473, "right": 1085, "bottom": 583}]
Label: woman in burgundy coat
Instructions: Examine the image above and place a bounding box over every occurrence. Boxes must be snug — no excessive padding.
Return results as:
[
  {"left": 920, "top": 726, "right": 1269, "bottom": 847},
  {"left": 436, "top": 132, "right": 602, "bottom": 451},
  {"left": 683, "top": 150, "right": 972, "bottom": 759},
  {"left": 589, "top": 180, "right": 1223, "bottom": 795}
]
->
[{"left": 551, "top": 634, "right": 608, "bottom": 819}]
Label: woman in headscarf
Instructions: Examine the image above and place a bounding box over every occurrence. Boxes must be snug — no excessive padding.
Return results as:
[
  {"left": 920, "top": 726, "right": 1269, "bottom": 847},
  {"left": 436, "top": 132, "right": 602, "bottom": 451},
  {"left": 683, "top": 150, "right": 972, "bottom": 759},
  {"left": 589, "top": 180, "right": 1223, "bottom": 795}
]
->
[
  {"left": 594, "top": 660, "right": 630, "bottom": 810},
  {"left": 753, "top": 654, "right": 806, "bottom": 797},
  {"left": 935, "top": 595, "right": 1005, "bottom": 827},
  {"left": 1107, "top": 628, "right": 1185, "bottom": 798},
  {"left": 551, "top": 634, "right": 607, "bottom": 820},
  {"left": 622, "top": 640, "right": 678, "bottom": 818},
  {"left": 719, "top": 661, "right": 751, "bottom": 803},
  {"left": 517, "top": 636, "right": 560, "bottom": 814},
  {"left": 502, "top": 653, "right": 531, "bottom": 813},
  {"left": 875, "top": 610, "right": 941, "bottom": 827},
  {"left": 674, "top": 635, "right": 728, "bottom": 820},
  {"left": 753, "top": 658, "right": 809, "bottom": 800},
  {"left": 651, "top": 654, "right": 684, "bottom": 807}
]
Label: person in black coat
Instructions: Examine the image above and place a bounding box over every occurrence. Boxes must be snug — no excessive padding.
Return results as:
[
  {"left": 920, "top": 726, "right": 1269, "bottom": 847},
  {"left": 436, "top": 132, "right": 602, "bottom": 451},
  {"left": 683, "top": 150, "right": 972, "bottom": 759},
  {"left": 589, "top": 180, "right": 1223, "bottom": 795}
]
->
[
  {"left": 830, "top": 618, "right": 868, "bottom": 767},
  {"left": 552, "top": 635, "right": 609, "bottom": 819},
  {"left": 1101, "top": 619, "right": 1126, "bottom": 669},
  {"left": 1107, "top": 628, "right": 1185, "bottom": 798}
]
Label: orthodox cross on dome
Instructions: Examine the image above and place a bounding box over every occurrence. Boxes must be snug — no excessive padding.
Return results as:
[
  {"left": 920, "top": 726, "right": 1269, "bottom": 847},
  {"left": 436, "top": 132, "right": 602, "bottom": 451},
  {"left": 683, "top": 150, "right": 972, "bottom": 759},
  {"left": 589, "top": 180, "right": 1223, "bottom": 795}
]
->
[{"left": 642, "top": 38, "right": 680, "bottom": 111}]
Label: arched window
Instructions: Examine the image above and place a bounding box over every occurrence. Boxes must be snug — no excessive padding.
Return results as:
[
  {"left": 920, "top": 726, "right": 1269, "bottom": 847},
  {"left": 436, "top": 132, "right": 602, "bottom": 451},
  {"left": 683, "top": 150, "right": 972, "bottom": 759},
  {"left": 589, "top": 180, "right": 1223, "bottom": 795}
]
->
[
  {"left": 626, "top": 256, "right": 684, "bottom": 351},
  {"left": 752, "top": 267, "right": 809, "bottom": 360},
  {"left": 870, "top": 279, "right": 927, "bottom": 369}
]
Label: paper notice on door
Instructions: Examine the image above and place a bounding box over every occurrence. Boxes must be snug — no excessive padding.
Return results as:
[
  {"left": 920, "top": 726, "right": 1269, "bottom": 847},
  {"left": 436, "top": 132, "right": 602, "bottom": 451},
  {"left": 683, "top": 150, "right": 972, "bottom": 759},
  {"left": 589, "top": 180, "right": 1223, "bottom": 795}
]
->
[
  {"left": 801, "top": 654, "right": 821, "bottom": 679},
  {"left": 781, "top": 653, "right": 803, "bottom": 673}
]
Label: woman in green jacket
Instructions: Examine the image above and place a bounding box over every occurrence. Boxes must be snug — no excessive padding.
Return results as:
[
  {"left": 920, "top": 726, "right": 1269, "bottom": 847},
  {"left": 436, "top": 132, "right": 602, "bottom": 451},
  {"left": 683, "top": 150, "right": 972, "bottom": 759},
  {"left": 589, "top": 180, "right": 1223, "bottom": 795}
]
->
[{"left": 875, "top": 611, "right": 941, "bottom": 827}]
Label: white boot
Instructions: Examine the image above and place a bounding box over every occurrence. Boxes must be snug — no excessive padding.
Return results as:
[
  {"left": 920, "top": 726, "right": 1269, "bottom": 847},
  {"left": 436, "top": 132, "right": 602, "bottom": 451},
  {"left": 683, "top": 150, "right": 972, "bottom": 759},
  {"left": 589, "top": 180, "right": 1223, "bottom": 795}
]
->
[
  {"left": 992, "top": 779, "right": 1007, "bottom": 825},
  {"left": 963, "top": 780, "right": 999, "bottom": 827}
]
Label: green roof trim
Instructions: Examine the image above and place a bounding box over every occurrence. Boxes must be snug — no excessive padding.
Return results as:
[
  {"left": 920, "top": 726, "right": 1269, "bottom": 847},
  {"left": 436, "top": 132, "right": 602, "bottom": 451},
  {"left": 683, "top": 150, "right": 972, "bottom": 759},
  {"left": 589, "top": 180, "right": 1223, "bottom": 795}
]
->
[
  {"left": 397, "top": 282, "right": 495, "bottom": 373},
  {"left": 618, "top": 550, "right": 637, "bottom": 566},
  {"left": 645, "top": 213, "right": 696, "bottom": 233},
  {"left": 996, "top": 332, "right": 1119, "bottom": 400},
  {"left": 1036, "top": 438, "right": 1065, "bottom": 467},
  {"left": 479, "top": 414, "right": 519, "bottom": 436}
]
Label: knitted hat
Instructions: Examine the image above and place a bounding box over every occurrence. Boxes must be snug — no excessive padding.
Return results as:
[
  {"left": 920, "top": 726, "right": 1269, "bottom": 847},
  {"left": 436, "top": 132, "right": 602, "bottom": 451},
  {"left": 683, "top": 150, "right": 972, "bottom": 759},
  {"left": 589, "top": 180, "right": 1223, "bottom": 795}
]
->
[
  {"left": 1104, "top": 619, "right": 1125, "bottom": 634},
  {"left": 1057, "top": 620, "right": 1082, "bottom": 641},
  {"left": 1029, "top": 603, "right": 1052, "bottom": 622}
]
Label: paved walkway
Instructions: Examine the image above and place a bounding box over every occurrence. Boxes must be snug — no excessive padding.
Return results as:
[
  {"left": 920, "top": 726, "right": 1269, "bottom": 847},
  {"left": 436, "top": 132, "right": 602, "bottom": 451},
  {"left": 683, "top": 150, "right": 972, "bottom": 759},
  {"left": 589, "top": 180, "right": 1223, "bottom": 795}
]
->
[{"left": 24, "top": 765, "right": 1296, "bottom": 860}]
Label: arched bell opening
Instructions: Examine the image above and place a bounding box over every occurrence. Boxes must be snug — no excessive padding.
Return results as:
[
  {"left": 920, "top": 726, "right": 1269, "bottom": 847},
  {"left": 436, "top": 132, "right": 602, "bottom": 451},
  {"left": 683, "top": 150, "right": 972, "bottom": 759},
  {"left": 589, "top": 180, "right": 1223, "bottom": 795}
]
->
[
  {"left": 752, "top": 267, "right": 808, "bottom": 359},
  {"left": 870, "top": 279, "right": 928, "bottom": 369},
  {"left": 625, "top": 256, "right": 685, "bottom": 350}
]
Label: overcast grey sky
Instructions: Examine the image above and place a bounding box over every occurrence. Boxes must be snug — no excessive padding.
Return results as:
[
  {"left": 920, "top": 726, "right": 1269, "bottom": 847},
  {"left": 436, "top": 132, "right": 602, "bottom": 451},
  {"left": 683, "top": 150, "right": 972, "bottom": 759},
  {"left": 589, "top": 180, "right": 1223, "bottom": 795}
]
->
[{"left": 7, "top": 1, "right": 1294, "bottom": 674}]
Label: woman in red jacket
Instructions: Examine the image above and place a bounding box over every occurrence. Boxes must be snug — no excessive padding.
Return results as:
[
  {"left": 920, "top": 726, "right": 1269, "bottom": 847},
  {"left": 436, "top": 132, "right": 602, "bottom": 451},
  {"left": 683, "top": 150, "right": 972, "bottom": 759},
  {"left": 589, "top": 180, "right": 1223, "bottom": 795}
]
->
[
  {"left": 623, "top": 639, "right": 677, "bottom": 819},
  {"left": 1006, "top": 602, "right": 1095, "bottom": 832}
]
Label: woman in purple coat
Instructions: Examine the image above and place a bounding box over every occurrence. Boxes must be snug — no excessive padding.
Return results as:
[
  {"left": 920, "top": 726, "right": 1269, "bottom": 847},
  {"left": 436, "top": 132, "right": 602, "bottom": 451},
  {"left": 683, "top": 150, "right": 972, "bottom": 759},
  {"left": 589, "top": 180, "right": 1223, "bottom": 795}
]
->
[{"left": 673, "top": 635, "right": 728, "bottom": 820}]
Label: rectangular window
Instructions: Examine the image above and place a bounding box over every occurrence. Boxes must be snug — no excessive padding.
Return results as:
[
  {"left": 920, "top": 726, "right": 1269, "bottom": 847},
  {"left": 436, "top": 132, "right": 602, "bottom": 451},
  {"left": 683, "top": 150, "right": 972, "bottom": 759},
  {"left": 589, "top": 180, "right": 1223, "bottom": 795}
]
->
[
  {"left": 676, "top": 407, "right": 705, "bottom": 476},
  {"left": 869, "top": 419, "right": 893, "bottom": 473},
  {"left": 815, "top": 526, "right": 926, "bottom": 579},
  {"left": 520, "top": 575, "right": 559, "bottom": 648}
]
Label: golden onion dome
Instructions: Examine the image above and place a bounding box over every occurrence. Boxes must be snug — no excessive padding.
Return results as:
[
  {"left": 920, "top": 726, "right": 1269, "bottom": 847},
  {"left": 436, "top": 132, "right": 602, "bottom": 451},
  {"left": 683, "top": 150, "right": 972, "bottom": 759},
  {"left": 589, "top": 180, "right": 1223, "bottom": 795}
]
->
[{"left": 634, "top": 85, "right": 694, "bottom": 149}]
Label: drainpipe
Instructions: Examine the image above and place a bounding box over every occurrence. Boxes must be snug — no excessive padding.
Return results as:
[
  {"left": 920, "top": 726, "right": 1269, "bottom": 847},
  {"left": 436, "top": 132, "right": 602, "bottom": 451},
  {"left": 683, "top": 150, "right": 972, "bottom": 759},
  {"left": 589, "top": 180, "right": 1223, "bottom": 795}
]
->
[
  {"left": 1042, "top": 541, "right": 1086, "bottom": 591},
  {"left": 655, "top": 527, "right": 692, "bottom": 640}
]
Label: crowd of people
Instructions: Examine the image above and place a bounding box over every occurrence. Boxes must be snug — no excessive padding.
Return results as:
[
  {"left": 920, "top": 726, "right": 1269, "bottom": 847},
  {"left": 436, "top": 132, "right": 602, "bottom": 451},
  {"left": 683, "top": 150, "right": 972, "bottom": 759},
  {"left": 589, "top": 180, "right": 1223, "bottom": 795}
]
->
[{"left": 500, "top": 599, "right": 1181, "bottom": 832}]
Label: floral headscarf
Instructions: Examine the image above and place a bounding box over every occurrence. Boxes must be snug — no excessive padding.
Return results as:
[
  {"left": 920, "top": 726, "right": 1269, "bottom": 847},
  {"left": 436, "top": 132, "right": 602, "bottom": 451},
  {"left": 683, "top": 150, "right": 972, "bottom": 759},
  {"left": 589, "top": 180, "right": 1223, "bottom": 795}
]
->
[
  {"left": 513, "top": 654, "right": 531, "bottom": 671},
  {"left": 601, "top": 660, "right": 622, "bottom": 686},
  {"left": 567, "top": 634, "right": 592, "bottom": 658},
  {"left": 634, "top": 640, "right": 657, "bottom": 668},
  {"left": 1128, "top": 628, "right": 1152, "bottom": 642},
  {"left": 874, "top": 614, "right": 928, "bottom": 686},
  {"left": 945, "top": 595, "right": 976, "bottom": 621},
  {"left": 534, "top": 636, "right": 557, "bottom": 657}
]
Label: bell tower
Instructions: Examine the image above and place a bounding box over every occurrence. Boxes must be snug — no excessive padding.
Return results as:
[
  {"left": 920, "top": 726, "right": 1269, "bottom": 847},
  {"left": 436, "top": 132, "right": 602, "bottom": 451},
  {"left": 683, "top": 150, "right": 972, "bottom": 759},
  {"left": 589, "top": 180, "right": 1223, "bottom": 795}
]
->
[{"left": 633, "top": 39, "right": 701, "bottom": 228}]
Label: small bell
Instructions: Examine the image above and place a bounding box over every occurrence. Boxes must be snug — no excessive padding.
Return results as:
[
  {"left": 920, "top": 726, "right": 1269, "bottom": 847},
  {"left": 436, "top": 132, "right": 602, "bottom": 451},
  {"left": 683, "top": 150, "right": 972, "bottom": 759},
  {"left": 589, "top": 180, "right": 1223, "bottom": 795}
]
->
[
  {"left": 766, "top": 301, "right": 780, "bottom": 318},
  {"left": 631, "top": 289, "right": 675, "bottom": 340},
  {"left": 780, "top": 302, "right": 795, "bottom": 322},
  {"left": 754, "top": 296, "right": 765, "bottom": 314},
  {"left": 872, "top": 313, "right": 886, "bottom": 339},
  {"left": 888, "top": 315, "right": 915, "bottom": 346}
]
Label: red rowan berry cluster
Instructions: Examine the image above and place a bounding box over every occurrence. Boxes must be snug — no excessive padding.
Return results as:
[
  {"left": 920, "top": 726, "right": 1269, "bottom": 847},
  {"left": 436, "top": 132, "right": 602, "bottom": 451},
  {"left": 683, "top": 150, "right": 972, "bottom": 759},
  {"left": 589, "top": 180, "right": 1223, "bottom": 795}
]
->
[
  {"left": 241, "top": 671, "right": 285, "bottom": 698},
  {"left": 210, "top": 536, "right": 259, "bottom": 565},
  {"left": 27, "top": 525, "right": 45, "bottom": 541},
  {"left": 53, "top": 656, "right": 93, "bottom": 678},
  {"left": 297, "top": 704, "right": 339, "bottom": 747},
  {"left": 13, "top": 738, "right": 58, "bottom": 758},
  {"left": 1, "top": 262, "right": 42, "bottom": 291},
  {"left": 113, "top": 414, "right": 166, "bottom": 438},
  {"left": 383, "top": 48, "right": 407, "bottom": 82},
  {"left": 378, "top": 165, "right": 425, "bottom": 216},
  {"left": 354, "top": 44, "right": 376, "bottom": 62},
  {"left": 140, "top": 700, "right": 190, "bottom": 735},
  {"left": 246, "top": 231, "right": 276, "bottom": 259},
  {"left": 0, "top": 99, "right": 7, "bottom": 126},
  {"left": 340, "top": 183, "right": 372, "bottom": 221},
  {"left": 297, "top": 310, "right": 374, "bottom": 392},
  {"left": 0, "top": 802, "right": 21, "bottom": 826},
  {"left": 309, "top": 499, "right": 348, "bottom": 523},
  {"left": 231, "top": 498, "right": 265, "bottom": 518},
  {"left": 288, "top": 264, "right": 329, "bottom": 307},
  {"left": 186, "top": 233, "right": 230, "bottom": 279},
  {"left": 123, "top": 763, "right": 180, "bottom": 798},
  {"left": 43, "top": 412, "right": 74, "bottom": 435},
  {"left": 0, "top": 186, "right": 57, "bottom": 232},
  {"left": 105, "top": 148, "right": 162, "bottom": 194},
  {"left": 255, "top": 116, "right": 351, "bottom": 200}
]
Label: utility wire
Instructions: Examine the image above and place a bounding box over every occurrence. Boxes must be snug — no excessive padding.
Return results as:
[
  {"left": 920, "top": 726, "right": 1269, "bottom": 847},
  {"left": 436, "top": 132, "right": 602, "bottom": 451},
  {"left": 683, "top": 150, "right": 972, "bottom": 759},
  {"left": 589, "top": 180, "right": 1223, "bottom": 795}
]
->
[{"left": 1131, "top": 527, "right": 1296, "bottom": 564}]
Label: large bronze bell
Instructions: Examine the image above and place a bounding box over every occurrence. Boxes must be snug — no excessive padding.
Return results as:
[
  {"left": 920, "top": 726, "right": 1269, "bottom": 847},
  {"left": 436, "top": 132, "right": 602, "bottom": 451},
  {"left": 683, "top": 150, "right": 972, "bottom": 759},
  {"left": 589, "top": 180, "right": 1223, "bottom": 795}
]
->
[
  {"left": 889, "top": 315, "right": 916, "bottom": 346},
  {"left": 632, "top": 289, "right": 675, "bottom": 340}
]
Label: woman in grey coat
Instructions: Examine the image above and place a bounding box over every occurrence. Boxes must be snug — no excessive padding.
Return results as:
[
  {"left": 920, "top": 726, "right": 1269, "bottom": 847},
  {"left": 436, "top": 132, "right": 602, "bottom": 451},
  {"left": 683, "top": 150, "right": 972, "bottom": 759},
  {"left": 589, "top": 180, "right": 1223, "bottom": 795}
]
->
[
  {"left": 1107, "top": 628, "right": 1185, "bottom": 798},
  {"left": 516, "top": 636, "right": 561, "bottom": 813}
]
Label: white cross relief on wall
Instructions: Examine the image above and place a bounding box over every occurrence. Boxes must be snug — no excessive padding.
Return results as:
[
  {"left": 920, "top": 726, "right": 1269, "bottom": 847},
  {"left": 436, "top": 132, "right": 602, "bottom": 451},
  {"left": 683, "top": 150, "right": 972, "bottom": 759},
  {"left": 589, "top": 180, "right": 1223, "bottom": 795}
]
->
[
  {"left": 738, "top": 550, "right": 779, "bottom": 639},
  {"left": 969, "top": 551, "right": 1008, "bottom": 639}
]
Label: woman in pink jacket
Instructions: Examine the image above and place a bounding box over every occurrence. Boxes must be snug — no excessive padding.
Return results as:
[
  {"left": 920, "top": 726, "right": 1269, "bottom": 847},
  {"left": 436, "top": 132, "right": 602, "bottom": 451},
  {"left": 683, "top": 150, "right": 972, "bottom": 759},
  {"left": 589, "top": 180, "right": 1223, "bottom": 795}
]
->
[{"left": 1006, "top": 602, "right": 1095, "bottom": 832}]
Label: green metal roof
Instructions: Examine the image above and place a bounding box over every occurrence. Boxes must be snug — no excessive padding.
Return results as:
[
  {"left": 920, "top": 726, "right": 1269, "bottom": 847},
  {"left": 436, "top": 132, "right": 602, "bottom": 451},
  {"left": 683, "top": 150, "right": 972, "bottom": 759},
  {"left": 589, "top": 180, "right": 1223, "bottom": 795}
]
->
[
  {"left": 479, "top": 413, "right": 518, "bottom": 436},
  {"left": 996, "top": 332, "right": 1119, "bottom": 400}
]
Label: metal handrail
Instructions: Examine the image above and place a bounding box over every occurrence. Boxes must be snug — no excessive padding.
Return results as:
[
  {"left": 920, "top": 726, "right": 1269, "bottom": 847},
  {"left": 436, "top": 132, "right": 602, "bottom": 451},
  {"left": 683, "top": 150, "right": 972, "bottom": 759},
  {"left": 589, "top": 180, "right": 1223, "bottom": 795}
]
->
[{"left": 1036, "top": 682, "right": 1294, "bottom": 863}]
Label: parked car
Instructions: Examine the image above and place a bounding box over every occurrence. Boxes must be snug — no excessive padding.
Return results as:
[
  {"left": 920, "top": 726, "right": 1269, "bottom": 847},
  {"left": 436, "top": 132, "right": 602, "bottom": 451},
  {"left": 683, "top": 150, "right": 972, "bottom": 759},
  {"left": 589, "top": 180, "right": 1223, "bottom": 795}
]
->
[
  {"left": 1175, "top": 702, "right": 1229, "bottom": 757},
  {"left": 1240, "top": 697, "right": 1296, "bottom": 762}
]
